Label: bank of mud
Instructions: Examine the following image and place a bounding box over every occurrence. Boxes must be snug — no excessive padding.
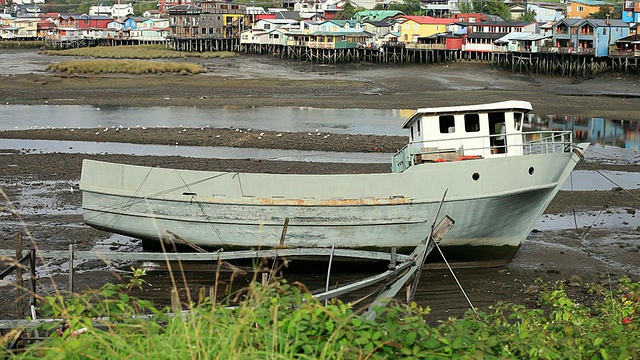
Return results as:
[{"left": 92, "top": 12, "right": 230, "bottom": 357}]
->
[
  {"left": 1, "top": 148, "right": 639, "bottom": 321},
  {"left": 1, "top": 53, "right": 639, "bottom": 321}
]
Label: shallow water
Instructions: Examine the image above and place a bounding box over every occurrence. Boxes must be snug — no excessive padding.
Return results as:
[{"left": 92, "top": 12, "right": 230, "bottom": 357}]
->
[{"left": 0, "top": 138, "right": 392, "bottom": 163}]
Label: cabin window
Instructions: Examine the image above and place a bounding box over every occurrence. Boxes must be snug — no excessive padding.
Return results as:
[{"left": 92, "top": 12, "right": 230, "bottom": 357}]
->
[
  {"left": 417, "top": 120, "right": 421, "bottom": 136},
  {"left": 439, "top": 115, "right": 455, "bottom": 134},
  {"left": 514, "top": 112, "right": 523, "bottom": 131},
  {"left": 410, "top": 125, "right": 414, "bottom": 141},
  {"left": 488, "top": 112, "right": 506, "bottom": 154},
  {"left": 464, "top": 114, "right": 480, "bottom": 132}
]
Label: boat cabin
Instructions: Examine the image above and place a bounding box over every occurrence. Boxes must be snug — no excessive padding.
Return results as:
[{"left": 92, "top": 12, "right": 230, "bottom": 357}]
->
[{"left": 392, "top": 100, "right": 533, "bottom": 172}]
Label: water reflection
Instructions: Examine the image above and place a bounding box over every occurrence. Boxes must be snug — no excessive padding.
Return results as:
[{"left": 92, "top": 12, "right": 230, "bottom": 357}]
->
[
  {"left": 526, "top": 114, "right": 640, "bottom": 150},
  {"left": 1, "top": 105, "right": 640, "bottom": 149}
]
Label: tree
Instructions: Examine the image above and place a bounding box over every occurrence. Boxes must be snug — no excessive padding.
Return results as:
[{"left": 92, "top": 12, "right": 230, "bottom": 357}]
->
[
  {"left": 520, "top": 9, "right": 537, "bottom": 22},
  {"left": 335, "top": 1, "right": 358, "bottom": 20},
  {"left": 589, "top": 4, "right": 621, "bottom": 19},
  {"left": 458, "top": 1, "right": 472, "bottom": 13},
  {"left": 484, "top": 0, "right": 510, "bottom": 20},
  {"left": 375, "top": 0, "right": 421, "bottom": 15}
]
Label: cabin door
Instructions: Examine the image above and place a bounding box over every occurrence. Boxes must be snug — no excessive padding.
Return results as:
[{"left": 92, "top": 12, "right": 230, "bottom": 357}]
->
[{"left": 488, "top": 112, "right": 506, "bottom": 154}]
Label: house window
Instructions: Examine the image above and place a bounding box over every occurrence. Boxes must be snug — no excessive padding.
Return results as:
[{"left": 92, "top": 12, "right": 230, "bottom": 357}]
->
[
  {"left": 264, "top": 24, "right": 271, "bottom": 29},
  {"left": 578, "top": 6, "right": 584, "bottom": 11},
  {"left": 439, "top": 115, "right": 455, "bottom": 133},
  {"left": 464, "top": 114, "right": 480, "bottom": 132}
]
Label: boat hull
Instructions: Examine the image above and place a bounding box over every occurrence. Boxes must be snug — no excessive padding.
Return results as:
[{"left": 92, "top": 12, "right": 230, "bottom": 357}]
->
[{"left": 80, "top": 146, "right": 586, "bottom": 266}]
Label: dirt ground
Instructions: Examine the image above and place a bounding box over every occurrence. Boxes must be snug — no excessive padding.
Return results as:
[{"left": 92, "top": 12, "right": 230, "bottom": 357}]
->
[{"left": 1, "top": 54, "right": 640, "bottom": 322}]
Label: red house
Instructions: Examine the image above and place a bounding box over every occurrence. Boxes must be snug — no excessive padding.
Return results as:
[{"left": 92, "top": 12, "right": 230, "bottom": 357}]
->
[
  {"left": 76, "top": 15, "right": 112, "bottom": 29},
  {"left": 451, "top": 13, "right": 488, "bottom": 23}
]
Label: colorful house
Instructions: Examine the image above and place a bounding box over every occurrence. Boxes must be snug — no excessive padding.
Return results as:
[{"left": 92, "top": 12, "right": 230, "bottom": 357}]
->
[
  {"left": 353, "top": 10, "right": 404, "bottom": 22},
  {"left": 527, "top": 2, "right": 566, "bottom": 22},
  {"left": 621, "top": 0, "right": 640, "bottom": 23},
  {"left": 551, "top": 18, "right": 630, "bottom": 56},
  {"left": 395, "top": 16, "right": 455, "bottom": 43},
  {"left": 13, "top": 18, "right": 39, "bottom": 39},
  {"left": 76, "top": 15, "right": 112, "bottom": 29},
  {"left": 317, "top": 20, "right": 362, "bottom": 33},
  {"left": 566, "top": 0, "right": 612, "bottom": 19}
]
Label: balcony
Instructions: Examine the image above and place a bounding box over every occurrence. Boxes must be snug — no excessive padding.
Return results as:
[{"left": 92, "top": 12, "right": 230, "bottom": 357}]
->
[{"left": 405, "top": 43, "right": 446, "bottom": 50}]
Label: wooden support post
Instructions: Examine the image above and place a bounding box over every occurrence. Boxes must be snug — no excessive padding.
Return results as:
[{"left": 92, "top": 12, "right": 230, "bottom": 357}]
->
[
  {"left": 29, "top": 249, "right": 36, "bottom": 309},
  {"left": 16, "top": 232, "right": 23, "bottom": 318},
  {"left": 170, "top": 287, "right": 181, "bottom": 313},
  {"left": 68, "top": 244, "right": 74, "bottom": 294},
  {"left": 388, "top": 247, "right": 397, "bottom": 270}
]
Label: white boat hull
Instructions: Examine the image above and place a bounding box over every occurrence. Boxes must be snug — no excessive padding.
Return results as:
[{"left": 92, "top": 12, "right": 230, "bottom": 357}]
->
[{"left": 80, "top": 146, "right": 586, "bottom": 266}]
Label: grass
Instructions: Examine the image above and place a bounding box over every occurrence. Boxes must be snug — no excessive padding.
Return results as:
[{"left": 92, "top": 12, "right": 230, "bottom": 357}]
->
[
  {"left": 3, "top": 270, "right": 640, "bottom": 359},
  {"left": 42, "top": 45, "right": 237, "bottom": 60},
  {"left": 47, "top": 59, "right": 206, "bottom": 75},
  {"left": 0, "top": 40, "right": 44, "bottom": 49}
]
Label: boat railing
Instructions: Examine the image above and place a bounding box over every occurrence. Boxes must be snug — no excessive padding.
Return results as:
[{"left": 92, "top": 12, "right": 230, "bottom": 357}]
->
[
  {"left": 522, "top": 131, "right": 573, "bottom": 155},
  {"left": 391, "top": 130, "right": 573, "bottom": 173}
]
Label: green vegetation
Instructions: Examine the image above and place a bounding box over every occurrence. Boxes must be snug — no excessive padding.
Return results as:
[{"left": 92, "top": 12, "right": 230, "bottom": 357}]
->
[
  {"left": 336, "top": 2, "right": 366, "bottom": 20},
  {"left": 4, "top": 270, "right": 640, "bottom": 359},
  {"left": 47, "top": 59, "right": 206, "bottom": 75},
  {"left": 0, "top": 41, "right": 45, "bottom": 49},
  {"left": 42, "top": 45, "right": 237, "bottom": 60},
  {"left": 373, "top": 0, "right": 422, "bottom": 15}
]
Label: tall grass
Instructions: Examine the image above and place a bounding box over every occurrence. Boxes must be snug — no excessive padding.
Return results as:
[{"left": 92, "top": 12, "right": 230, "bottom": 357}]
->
[
  {"left": 47, "top": 59, "right": 206, "bottom": 75},
  {"left": 5, "top": 272, "right": 640, "bottom": 359},
  {"left": 43, "top": 45, "right": 236, "bottom": 60},
  {"left": 0, "top": 40, "right": 44, "bottom": 49}
]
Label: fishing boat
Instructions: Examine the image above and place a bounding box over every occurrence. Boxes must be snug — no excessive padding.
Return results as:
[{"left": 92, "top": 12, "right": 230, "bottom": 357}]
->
[{"left": 80, "top": 100, "right": 588, "bottom": 266}]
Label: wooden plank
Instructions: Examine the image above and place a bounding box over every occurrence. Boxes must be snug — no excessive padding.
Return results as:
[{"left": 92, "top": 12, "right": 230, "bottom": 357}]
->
[{"left": 0, "top": 248, "right": 411, "bottom": 263}]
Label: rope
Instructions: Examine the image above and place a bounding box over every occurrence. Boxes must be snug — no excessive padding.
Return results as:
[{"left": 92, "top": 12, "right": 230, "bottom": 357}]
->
[{"left": 433, "top": 241, "right": 478, "bottom": 317}]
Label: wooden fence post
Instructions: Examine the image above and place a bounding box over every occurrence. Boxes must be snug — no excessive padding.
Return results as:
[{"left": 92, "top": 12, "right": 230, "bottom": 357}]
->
[
  {"left": 68, "top": 244, "right": 74, "bottom": 294},
  {"left": 15, "top": 232, "right": 23, "bottom": 318}
]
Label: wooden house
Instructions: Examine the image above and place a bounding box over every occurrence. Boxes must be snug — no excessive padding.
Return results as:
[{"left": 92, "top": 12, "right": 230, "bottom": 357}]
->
[
  {"left": 611, "top": 34, "right": 640, "bottom": 57},
  {"left": 451, "top": 13, "right": 487, "bottom": 23},
  {"left": 76, "top": 15, "right": 112, "bottom": 29},
  {"left": 566, "top": 0, "right": 611, "bottom": 19},
  {"left": 55, "top": 14, "right": 79, "bottom": 28},
  {"left": 13, "top": 18, "right": 39, "bottom": 39},
  {"left": 494, "top": 32, "right": 551, "bottom": 52},
  {"left": 394, "top": 16, "right": 455, "bottom": 43},
  {"left": 527, "top": 2, "right": 565, "bottom": 22},
  {"left": 550, "top": 18, "right": 630, "bottom": 56},
  {"left": 362, "top": 20, "right": 392, "bottom": 38},
  {"left": 168, "top": 4, "right": 201, "bottom": 38},
  {"left": 621, "top": 0, "right": 640, "bottom": 23},
  {"left": 37, "top": 19, "right": 57, "bottom": 38},
  {"left": 508, "top": 3, "right": 528, "bottom": 20},
  {"left": 353, "top": 10, "right": 404, "bottom": 22}
]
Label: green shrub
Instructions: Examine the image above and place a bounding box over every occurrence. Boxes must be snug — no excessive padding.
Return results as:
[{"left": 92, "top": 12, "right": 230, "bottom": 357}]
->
[
  {"left": 6, "top": 272, "right": 640, "bottom": 359},
  {"left": 46, "top": 59, "right": 205, "bottom": 75},
  {"left": 42, "top": 45, "right": 236, "bottom": 60}
]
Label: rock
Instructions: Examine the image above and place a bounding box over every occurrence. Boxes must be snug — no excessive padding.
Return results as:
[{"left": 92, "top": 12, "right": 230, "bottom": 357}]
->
[
  {"left": 524, "top": 285, "right": 541, "bottom": 295},
  {"left": 568, "top": 275, "right": 583, "bottom": 287}
]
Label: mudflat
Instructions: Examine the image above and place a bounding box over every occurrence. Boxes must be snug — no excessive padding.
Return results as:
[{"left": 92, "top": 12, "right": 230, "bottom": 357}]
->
[
  {"left": 1, "top": 53, "right": 639, "bottom": 321},
  {"left": 1, "top": 55, "right": 639, "bottom": 119}
]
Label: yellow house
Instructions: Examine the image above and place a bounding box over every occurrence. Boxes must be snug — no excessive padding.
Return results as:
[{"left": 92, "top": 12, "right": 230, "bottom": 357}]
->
[
  {"left": 396, "top": 16, "right": 454, "bottom": 43},
  {"left": 566, "top": 0, "right": 612, "bottom": 19},
  {"left": 222, "top": 13, "right": 245, "bottom": 37},
  {"left": 13, "top": 18, "right": 39, "bottom": 39}
]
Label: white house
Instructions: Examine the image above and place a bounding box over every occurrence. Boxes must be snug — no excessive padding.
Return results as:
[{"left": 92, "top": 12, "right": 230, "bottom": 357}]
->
[
  {"left": 90, "top": 3, "right": 134, "bottom": 18},
  {"left": 527, "top": 2, "right": 566, "bottom": 22}
]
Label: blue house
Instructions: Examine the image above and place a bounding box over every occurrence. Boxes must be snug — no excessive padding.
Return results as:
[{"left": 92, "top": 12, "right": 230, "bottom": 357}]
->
[
  {"left": 122, "top": 16, "right": 146, "bottom": 30},
  {"left": 551, "top": 18, "right": 630, "bottom": 56},
  {"left": 621, "top": 0, "right": 640, "bottom": 23}
]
